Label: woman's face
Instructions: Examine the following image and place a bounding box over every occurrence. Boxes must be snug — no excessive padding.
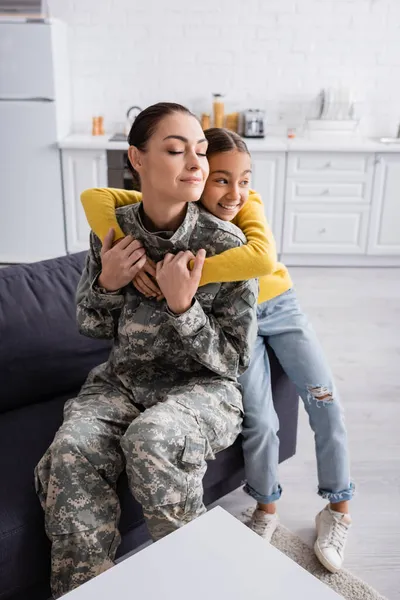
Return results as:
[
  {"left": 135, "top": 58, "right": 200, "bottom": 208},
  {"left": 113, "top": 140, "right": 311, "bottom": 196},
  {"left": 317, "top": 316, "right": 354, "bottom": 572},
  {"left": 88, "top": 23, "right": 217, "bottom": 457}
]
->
[
  {"left": 201, "top": 150, "right": 252, "bottom": 221},
  {"left": 131, "top": 112, "right": 209, "bottom": 204}
]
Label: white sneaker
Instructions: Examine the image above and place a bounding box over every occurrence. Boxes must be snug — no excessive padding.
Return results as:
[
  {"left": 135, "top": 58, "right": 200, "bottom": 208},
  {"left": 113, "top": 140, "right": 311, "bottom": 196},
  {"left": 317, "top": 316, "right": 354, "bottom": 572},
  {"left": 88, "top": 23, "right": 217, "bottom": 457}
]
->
[
  {"left": 248, "top": 509, "right": 279, "bottom": 542},
  {"left": 314, "top": 505, "right": 352, "bottom": 573}
]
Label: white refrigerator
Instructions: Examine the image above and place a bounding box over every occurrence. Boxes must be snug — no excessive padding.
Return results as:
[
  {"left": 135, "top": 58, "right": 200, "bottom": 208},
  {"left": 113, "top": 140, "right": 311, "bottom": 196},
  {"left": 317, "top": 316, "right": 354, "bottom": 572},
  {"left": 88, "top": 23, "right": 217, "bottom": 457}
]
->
[{"left": 0, "top": 19, "right": 70, "bottom": 263}]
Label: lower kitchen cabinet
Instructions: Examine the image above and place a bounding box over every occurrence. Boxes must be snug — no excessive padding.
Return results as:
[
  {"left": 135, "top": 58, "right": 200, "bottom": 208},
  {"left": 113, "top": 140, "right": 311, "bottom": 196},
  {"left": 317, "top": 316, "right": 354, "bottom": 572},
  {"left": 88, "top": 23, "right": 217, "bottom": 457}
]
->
[
  {"left": 282, "top": 203, "right": 370, "bottom": 255},
  {"left": 368, "top": 154, "right": 400, "bottom": 255},
  {"left": 251, "top": 152, "right": 286, "bottom": 253},
  {"left": 60, "top": 146, "right": 400, "bottom": 266},
  {"left": 62, "top": 149, "right": 107, "bottom": 253}
]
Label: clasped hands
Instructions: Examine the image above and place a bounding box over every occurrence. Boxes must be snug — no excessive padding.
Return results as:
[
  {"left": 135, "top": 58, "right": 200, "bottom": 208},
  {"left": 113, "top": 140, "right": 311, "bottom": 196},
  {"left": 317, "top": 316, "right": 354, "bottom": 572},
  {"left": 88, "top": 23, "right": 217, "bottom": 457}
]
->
[{"left": 98, "top": 228, "right": 205, "bottom": 315}]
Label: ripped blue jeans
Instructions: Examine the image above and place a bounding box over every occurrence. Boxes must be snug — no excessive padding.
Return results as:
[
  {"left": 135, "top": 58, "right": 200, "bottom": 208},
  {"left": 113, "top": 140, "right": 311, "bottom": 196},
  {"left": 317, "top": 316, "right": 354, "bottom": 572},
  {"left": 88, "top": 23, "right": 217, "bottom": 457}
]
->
[{"left": 239, "top": 288, "right": 354, "bottom": 505}]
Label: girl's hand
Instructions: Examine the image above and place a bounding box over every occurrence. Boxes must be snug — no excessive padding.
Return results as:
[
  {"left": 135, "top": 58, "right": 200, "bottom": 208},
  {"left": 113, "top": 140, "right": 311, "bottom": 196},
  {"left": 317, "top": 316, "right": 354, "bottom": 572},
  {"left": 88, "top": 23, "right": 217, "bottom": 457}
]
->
[
  {"left": 98, "top": 228, "right": 147, "bottom": 292},
  {"left": 156, "top": 249, "right": 206, "bottom": 314},
  {"left": 132, "top": 258, "right": 163, "bottom": 298}
]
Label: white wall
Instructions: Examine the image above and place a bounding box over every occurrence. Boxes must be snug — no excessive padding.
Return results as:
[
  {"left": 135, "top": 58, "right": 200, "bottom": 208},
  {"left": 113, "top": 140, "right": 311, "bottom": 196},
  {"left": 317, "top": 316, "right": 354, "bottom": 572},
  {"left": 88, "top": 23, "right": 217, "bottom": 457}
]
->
[{"left": 49, "top": 0, "right": 400, "bottom": 137}]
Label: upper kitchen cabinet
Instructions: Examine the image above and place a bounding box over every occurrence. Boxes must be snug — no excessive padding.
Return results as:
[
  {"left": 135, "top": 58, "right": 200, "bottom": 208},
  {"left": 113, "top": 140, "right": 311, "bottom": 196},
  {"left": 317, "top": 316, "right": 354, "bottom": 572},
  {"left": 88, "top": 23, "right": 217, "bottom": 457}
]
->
[
  {"left": 250, "top": 152, "right": 286, "bottom": 252},
  {"left": 62, "top": 149, "right": 107, "bottom": 253},
  {"left": 368, "top": 154, "right": 400, "bottom": 255}
]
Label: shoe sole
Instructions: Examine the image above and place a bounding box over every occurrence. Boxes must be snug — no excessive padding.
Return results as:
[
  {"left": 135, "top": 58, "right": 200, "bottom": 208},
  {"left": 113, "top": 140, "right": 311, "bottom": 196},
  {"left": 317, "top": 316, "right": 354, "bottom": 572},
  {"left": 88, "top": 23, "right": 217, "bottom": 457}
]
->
[{"left": 314, "top": 515, "right": 341, "bottom": 574}]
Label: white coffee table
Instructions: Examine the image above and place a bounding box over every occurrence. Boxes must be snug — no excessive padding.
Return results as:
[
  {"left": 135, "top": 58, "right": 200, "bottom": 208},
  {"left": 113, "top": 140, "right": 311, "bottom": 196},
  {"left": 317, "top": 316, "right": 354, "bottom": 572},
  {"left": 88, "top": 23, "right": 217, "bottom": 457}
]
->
[{"left": 64, "top": 506, "right": 343, "bottom": 599}]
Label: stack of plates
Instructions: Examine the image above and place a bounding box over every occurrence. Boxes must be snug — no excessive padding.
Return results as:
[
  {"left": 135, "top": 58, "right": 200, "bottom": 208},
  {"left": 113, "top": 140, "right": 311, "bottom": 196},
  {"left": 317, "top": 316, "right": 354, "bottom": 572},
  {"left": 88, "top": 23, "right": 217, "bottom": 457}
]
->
[
  {"left": 305, "top": 88, "right": 359, "bottom": 137},
  {"left": 320, "top": 87, "right": 354, "bottom": 120}
]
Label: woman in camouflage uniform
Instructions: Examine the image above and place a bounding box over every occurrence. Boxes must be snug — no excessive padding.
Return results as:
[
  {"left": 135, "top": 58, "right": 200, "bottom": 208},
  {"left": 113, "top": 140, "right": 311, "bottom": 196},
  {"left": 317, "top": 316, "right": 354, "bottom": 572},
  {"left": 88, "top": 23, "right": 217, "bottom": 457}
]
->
[{"left": 34, "top": 103, "right": 258, "bottom": 598}]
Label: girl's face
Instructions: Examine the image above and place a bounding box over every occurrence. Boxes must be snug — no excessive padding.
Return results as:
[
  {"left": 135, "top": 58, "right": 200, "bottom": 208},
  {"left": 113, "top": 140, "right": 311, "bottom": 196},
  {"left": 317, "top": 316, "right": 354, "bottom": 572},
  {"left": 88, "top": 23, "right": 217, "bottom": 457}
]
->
[
  {"left": 201, "top": 150, "right": 252, "bottom": 221},
  {"left": 130, "top": 112, "right": 209, "bottom": 205}
]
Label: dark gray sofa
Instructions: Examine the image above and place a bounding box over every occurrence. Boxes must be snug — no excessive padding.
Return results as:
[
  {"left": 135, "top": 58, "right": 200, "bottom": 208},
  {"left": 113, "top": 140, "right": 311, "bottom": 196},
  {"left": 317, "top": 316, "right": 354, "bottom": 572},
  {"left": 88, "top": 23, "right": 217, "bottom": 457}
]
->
[{"left": 0, "top": 252, "right": 299, "bottom": 600}]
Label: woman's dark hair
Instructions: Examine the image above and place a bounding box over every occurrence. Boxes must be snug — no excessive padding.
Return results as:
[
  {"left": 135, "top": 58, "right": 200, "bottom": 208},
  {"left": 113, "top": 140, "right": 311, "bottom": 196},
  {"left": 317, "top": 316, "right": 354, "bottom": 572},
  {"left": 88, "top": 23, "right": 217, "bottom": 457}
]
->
[
  {"left": 204, "top": 127, "right": 250, "bottom": 157},
  {"left": 127, "top": 102, "right": 195, "bottom": 190}
]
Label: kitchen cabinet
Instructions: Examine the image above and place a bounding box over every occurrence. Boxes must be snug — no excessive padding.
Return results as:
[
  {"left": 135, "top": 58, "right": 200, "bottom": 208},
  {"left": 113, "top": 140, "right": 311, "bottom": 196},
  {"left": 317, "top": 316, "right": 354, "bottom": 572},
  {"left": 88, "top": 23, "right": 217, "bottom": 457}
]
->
[
  {"left": 368, "top": 154, "right": 400, "bottom": 255},
  {"left": 62, "top": 149, "right": 107, "bottom": 253},
  {"left": 61, "top": 149, "right": 287, "bottom": 255},
  {"left": 282, "top": 152, "right": 374, "bottom": 258},
  {"left": 282, "top": 204, "right": 370, "bottom": 255},
  {"left": 251, "top": 152, "right": 286, "bottom": 252},
  {"left": 59, "top": 137, "right": 400, "bottom": 266}
]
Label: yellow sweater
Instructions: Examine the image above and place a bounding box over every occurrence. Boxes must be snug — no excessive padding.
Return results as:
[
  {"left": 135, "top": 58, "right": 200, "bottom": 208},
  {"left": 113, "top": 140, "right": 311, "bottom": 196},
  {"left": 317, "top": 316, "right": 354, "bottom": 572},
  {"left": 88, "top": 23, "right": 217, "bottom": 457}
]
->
[{"left": 80, "top": 188, "right": 292, "bottom": 304}]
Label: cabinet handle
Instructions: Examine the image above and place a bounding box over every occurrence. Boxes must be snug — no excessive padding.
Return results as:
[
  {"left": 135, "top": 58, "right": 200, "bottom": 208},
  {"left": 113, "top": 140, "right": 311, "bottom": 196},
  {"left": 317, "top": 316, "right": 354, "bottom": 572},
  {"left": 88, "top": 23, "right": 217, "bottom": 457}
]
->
[
  {"left": 324, "top": 161, "right": 332, "bottom": 169},
  {"left": 319, "top": 228, "right": 327, "bottom": 234},
  {"left": 321, "top": 189, "right": 330, "bottom": 195}
]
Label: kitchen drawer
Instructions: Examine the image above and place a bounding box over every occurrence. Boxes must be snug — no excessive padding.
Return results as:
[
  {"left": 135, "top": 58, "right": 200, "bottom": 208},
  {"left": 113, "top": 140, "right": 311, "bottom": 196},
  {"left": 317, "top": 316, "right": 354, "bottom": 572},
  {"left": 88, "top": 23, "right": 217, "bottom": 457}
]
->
[
  {"left": 282, "top": 204, "right": 370, "bottom": 254},
  {"left": 287, "top": 152, "right": 373, "bottom": 180},
  {"left": 285, "top": 180, "right": 370, "bottom": 204}
]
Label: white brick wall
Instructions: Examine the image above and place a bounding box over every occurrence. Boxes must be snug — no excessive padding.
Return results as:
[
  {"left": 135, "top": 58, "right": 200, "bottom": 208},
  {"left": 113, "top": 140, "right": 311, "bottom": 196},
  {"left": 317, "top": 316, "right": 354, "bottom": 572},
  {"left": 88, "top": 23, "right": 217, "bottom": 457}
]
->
[{"left": 48, "top": 0, "right": 400, "bottom": 137}]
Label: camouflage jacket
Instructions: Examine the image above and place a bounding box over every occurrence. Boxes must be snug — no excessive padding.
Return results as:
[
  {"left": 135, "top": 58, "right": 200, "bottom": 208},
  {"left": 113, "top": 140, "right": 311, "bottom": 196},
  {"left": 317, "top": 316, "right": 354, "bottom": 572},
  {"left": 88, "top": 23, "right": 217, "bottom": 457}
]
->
[{"left": 76, "top": 202, "right": 258, "bottom": 405}]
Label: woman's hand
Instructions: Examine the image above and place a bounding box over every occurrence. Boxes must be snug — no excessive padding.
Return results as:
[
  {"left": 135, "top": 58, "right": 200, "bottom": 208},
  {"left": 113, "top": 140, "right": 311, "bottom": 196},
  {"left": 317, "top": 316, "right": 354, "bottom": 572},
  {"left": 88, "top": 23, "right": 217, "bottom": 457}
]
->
[
  {"left": 132, "top": 258, "right": 163, "bottom": 299},
  {"left": 98, "top": 228, "right": 147, "bottom": 292},
  {"left": 156, "top": 249, "right": 206, "bottom": 314}
]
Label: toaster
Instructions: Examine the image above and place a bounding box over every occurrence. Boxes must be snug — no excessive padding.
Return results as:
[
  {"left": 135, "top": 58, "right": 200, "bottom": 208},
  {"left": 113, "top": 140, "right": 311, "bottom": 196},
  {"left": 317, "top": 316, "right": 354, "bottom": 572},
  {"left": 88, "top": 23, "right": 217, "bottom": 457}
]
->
[{"left": 240, "top": 109, "right": 265, "bottom": 138}]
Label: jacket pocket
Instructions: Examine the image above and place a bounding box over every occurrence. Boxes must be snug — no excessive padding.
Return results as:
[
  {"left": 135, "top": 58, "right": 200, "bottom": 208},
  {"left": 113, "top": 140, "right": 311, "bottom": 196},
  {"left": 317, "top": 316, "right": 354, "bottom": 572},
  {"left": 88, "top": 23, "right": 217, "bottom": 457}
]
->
[{"left": 195, "top": 282, "right": 221, "bottom": 312}]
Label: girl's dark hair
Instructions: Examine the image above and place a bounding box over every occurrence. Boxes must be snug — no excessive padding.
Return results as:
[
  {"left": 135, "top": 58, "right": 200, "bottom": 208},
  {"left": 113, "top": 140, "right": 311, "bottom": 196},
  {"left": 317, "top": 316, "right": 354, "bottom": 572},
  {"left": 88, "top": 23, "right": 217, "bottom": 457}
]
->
[
  {"left": 127, "top": 102, "right": 195, "bottom": 190},
  {"left": 204, "top": 127, "right": 250, "bottom": 157}
]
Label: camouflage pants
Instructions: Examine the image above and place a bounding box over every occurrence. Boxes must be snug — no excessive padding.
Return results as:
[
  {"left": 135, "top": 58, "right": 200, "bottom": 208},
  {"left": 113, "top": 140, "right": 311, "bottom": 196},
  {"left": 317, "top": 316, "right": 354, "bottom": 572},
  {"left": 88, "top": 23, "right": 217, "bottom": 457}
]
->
[{"left": 34, "top": 376, "right": 242, "bottom": 598}]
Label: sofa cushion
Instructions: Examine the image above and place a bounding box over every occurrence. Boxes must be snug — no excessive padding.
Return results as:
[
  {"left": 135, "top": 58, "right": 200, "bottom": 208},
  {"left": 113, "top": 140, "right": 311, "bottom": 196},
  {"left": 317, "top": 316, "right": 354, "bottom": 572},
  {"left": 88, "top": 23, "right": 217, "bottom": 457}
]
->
[{"left": 0, "top": 253, "right": 111, "bottom": 413}]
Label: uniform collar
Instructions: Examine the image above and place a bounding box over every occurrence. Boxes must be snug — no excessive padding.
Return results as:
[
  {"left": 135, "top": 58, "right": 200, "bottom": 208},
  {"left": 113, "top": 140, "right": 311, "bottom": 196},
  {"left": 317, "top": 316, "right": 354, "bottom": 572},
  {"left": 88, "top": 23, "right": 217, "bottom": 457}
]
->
[{"left": 135, "top": 201, "right": 200, "bottom": 255}]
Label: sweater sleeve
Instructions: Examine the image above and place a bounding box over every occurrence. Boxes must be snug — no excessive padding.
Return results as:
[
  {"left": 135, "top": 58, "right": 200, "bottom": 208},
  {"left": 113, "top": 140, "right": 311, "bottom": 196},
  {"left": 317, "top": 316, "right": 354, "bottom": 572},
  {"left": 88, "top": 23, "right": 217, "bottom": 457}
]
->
[
  {"left": 198, "top": 190, "right": 278, "bottom": 287},
  {"left": 81, "top": 187, "right": 143, "bottom": 243}
]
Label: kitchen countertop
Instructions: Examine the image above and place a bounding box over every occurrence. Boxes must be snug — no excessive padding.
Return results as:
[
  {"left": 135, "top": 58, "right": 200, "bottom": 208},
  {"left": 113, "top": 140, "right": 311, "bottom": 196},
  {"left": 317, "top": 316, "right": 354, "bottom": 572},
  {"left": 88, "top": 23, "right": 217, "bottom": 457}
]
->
[{"left": 58, "top": 133, "right": 400, "bottom": 153}]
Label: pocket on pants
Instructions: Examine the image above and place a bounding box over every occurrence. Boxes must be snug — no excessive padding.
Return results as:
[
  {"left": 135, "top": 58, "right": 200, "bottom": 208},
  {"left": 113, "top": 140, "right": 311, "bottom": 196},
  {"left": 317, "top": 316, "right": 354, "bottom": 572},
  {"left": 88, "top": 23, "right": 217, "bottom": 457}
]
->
[
  {"left": 180, "top": 435, "right": 207, "bottom": 515},
  {"left": 181, "top": 435, "right": 206, "bottom": 466}
]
